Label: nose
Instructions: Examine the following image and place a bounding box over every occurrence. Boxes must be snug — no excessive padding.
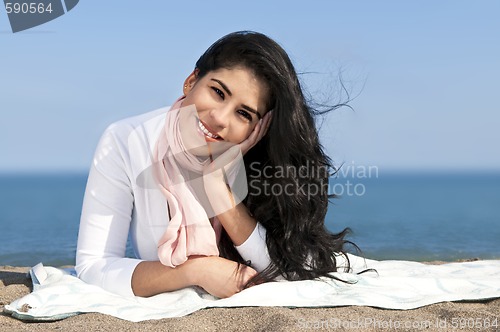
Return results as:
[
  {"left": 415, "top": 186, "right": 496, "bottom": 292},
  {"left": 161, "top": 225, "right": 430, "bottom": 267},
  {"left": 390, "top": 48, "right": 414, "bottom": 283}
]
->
[{"left": 209, "top": 105, "right": 231, "bottom": 130}]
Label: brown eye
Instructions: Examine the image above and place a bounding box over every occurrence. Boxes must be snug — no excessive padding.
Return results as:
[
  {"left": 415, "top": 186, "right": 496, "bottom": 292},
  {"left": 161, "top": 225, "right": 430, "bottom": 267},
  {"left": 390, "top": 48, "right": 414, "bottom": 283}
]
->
[
  {"left": 211, "top": 87, "right": 224, "bottom": 99},
  {"left": 237, "top": 109, "right": 253, "bottom": 122}
]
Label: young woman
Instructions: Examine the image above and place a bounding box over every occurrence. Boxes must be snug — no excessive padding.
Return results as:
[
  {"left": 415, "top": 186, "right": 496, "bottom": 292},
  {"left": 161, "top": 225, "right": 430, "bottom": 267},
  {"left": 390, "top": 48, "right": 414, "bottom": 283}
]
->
[{"left": 76, "top": 31, "right": 352, "bottom": 299}]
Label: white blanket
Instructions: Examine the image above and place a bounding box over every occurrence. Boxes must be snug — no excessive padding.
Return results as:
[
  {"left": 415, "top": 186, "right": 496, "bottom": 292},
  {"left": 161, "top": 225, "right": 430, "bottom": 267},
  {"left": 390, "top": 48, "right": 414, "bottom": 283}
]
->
[{"left": 4, "top": 254, "right": 500, "bottom": 322}]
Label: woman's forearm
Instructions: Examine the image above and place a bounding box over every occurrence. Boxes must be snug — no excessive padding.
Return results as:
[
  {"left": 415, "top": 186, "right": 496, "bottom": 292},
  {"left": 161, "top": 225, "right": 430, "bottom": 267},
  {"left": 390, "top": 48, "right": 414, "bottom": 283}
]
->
[
  {"left": 131, "top": 259, "right": 199, "bottom": 297},
  {"left": 131, "top": 255, "right": 257, "bottom": 298},
  {"left": 215, "top": 202, "right": 257, "bottom": 246}
]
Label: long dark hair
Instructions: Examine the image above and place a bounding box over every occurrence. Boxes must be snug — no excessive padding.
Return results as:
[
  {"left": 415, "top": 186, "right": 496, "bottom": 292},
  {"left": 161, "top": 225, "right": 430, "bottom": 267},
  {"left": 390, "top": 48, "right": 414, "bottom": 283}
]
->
[{"left": 195, "top": 31, "right": 353, "bottom": 282}]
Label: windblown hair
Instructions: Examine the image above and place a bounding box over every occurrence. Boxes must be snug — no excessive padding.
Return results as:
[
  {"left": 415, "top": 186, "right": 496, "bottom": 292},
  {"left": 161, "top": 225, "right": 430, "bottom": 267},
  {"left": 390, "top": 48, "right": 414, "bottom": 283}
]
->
[{"left": 194, "top": 31, "right": 354, "bottom": 282}]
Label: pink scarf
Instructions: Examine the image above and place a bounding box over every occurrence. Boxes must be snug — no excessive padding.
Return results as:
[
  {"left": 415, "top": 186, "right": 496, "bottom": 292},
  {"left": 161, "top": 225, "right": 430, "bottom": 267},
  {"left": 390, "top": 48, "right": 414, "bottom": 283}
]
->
[{"left": 153, "top": 98, "right": 245, "bottom": 267}]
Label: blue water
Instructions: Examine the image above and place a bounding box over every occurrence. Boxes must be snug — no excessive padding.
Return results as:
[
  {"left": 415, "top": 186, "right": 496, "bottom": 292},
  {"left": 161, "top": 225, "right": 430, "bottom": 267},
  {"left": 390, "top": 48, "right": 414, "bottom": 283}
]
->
[
  {"left": 0, "top": 174, "right": 86, "bottom": 267},
  {"left": 0, "top": 172, "right": 499, "bottom": 266},
  {"left": 326, "top": 172, "right": 500, "bottom": 261}
]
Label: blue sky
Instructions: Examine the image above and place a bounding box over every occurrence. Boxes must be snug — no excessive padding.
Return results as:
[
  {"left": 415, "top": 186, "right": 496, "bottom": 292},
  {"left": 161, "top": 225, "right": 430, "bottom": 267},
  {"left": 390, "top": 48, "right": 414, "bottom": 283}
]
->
[{"left": 1, "top": 1, "right": 499, "bottom": 172}]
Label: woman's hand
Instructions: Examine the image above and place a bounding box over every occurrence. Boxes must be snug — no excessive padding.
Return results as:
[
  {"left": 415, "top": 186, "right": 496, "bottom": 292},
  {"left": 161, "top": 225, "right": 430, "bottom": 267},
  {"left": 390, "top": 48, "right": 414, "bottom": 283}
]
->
[
  {"left": 201, "top": 110, "right": 272, "bottom": 216},
  {"left": 202, "top": 145, "right": 242, "bottom": 216},
  {"left": 239, "top": 110, "right": 272, "bottom": 156},
  {"left": 190, "top": 256, "right": 257, "bottom": 298}
]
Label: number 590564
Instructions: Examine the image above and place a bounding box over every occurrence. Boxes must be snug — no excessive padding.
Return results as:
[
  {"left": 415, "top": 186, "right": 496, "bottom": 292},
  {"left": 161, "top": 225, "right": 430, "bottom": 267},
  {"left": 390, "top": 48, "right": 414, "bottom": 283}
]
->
[{"left": 5, "top": 2, "right": 53, "bottom": 14}]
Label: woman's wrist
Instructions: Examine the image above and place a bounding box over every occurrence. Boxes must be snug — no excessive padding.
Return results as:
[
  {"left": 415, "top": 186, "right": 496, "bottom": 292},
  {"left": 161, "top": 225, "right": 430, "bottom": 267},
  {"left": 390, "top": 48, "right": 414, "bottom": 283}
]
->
[{"left": 183, "top": 256, "right": 206, "bottom": 287}]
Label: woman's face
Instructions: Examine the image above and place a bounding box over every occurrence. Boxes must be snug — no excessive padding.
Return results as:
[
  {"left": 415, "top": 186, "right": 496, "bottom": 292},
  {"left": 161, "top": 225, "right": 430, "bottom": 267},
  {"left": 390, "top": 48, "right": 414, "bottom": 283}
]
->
[{"left": 182, "top": 67, "right": 269, "bottom": 145}]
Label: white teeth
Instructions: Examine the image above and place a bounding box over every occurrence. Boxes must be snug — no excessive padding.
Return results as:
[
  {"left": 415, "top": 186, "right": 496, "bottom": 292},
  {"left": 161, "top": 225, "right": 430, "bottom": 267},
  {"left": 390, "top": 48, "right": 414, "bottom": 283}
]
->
[{"left": 198, "top": 120, "right": 219, "bottom": 139}]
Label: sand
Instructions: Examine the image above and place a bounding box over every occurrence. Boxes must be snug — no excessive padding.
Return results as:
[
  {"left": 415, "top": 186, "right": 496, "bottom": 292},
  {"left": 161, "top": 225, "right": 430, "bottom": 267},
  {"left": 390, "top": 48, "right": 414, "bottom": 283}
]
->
[{"left": 1, "top": 265, "right": 500, "bottom": 332}]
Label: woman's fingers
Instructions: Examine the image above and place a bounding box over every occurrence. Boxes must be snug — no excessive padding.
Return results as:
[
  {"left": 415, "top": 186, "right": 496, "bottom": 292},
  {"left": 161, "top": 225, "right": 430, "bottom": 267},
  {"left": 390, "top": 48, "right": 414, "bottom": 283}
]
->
[
  {"left": 254, "top": 110, "right": 272, "bottom": 142},
  {"left": 240, "top": 110, "right": 273, "bottom": 155},
  {"left": 235, "top": 264, "right": 258, "bottom": 291},
  {"left": 258, "top": 110, "right": 273, "bottom": 141},
  {"left": 194, "top": 256, "right": 258, "bottom": 298}
]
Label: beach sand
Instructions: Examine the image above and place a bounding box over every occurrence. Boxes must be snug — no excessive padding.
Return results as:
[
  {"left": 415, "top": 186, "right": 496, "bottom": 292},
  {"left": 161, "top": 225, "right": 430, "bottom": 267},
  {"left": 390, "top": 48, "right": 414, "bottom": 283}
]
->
[{"left": 1, "top": 265, "right": 499, "bottom": 332}]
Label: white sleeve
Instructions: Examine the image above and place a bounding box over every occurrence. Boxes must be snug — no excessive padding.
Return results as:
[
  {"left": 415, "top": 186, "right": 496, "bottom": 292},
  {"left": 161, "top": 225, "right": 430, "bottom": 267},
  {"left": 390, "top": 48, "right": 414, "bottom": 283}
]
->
[
  {"left": 75, "top": 126, "right": 142, "bottom": 297},
  {"left": 234, "top": 222, "right": 271, "bottom": 272}
]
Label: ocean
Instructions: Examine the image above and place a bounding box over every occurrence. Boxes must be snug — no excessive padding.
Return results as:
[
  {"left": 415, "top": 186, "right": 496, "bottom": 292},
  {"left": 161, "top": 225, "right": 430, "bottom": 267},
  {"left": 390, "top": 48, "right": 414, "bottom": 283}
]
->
[{"left": 0, "top": 171, "right": 499, "bottom": 267}]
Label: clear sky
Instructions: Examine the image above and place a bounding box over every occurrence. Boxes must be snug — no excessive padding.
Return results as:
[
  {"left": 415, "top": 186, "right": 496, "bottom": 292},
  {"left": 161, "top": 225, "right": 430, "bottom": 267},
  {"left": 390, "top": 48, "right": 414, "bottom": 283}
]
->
[{"left": 1, "top": 1, "right": 499, "bottom": 173}]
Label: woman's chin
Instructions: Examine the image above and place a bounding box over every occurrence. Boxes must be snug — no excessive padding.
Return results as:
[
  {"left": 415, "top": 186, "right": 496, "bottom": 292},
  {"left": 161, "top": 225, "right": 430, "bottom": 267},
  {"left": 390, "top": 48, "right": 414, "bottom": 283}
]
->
[
  {"left": 208, "top": 140, "right": 237, "bottom": 156},
  {"left": 189, "top": 140, "right": 236, "bottom": 158},
  {"left": 202, "top": 133, "right": 220, "bottom": 142}
]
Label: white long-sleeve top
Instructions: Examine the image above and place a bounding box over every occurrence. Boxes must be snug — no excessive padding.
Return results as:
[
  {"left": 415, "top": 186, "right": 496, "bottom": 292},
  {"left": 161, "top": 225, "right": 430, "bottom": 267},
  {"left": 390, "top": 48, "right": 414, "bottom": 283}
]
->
[{"left": 76, "top": 107, "right": 271, "bottom": 297}]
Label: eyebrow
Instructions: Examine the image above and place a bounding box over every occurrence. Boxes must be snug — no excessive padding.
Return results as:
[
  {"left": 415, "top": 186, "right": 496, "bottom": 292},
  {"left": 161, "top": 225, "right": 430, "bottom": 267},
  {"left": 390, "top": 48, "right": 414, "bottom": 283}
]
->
[{"left": 210, "top": 78, "right": 262, "bottom": 120}]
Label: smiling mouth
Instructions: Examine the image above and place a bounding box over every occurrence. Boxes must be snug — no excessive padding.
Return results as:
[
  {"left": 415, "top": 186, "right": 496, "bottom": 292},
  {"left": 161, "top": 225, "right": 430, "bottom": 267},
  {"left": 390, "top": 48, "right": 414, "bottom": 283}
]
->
[{"left": 198, "top": 120, "right": 222, "bottom": 140}]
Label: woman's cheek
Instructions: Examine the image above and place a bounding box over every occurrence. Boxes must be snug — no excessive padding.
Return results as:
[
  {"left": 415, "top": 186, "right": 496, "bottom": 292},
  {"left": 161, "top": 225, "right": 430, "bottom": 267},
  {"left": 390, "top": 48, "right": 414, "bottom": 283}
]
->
[{"left": 241, "top": 128, "right": 253, "bottom": 142}]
